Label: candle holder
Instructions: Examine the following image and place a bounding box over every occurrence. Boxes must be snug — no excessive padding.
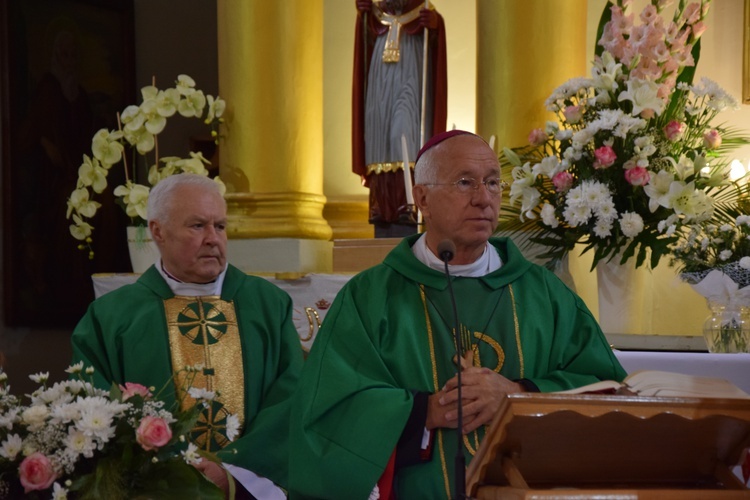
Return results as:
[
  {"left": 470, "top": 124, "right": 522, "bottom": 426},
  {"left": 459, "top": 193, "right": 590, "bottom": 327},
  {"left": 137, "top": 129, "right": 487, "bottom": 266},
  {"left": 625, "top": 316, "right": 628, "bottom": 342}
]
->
[{"left": 398, "top": 203, "right": 418, "bottom": 225}]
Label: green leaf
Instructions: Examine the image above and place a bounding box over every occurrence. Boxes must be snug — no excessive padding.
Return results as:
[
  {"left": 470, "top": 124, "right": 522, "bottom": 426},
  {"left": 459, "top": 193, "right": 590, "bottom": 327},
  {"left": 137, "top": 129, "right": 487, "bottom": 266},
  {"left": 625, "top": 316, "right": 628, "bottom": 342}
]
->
[{"left": 594, "top": 1, "right": 613, "bottom": 58}]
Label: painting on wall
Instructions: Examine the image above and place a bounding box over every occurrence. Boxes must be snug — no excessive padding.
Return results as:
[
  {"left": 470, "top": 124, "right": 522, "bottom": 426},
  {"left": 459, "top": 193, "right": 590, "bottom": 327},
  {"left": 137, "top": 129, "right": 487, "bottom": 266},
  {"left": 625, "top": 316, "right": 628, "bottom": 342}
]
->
[{"left": 0, "top": 0, "right": 135, "bottom": 327}]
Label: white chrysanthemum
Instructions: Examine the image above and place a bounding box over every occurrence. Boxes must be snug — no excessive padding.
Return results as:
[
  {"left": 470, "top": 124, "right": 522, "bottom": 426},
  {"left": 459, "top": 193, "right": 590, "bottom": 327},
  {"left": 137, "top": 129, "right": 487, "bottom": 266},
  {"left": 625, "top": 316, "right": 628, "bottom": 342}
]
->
[
  {"left": 225, "top": 414, "right": 241, "bottom": 442},
  {"left": 181, "top": 442, "right": 203, "bottom": 465},
  {"left": 51, "top": 403, "right": 81, "bottom": 425},
  {"left": 65, "top": 362, "right": 84, "bottom": 375},
  {"left": 736, "top": 215, "right": 750, "bottom": 227},
  {"left": 51, "top": 482, "right": 69, "bottom": 500},
  {"left": 620, "top": 212, "right": 645, "bottom": 238},
  {"left": 718, "top": 250, "right": 733, "bottom": 261},
  {"left": 29, "top": 372, "right": 49, "bottom": 384},
  {"left": 0, "top": 407, "right": 19, "bottom": 430},
  {"left": 563, "top": 204, "right": 591, "bottom": 227},
  {"left": 593, "top": 219, "right": 613, "bottom": 238},
  {"left": 595, "top": 199, "right": 618, "bottom": 223},
  {"left": 690, "top": 77, "right": 739, "bottom": 111},
  {"left": 740, "top": 256, "right": 750, "bottom": 269},
  {"left": 0, "top": 434, "right": 23, "bottom": 460},
  {"left": 76, "top": 409, "right": 116, "bottom": 442},
  {"left": 540, "top": 203, "right": 559, "bottom": 228},
  {"left": 65, "top": 429, "right": 97, "bottom": 459},
  {"left": 188, "top": 387, "right": 216, "bottom": 402},
  {"left": 22, "top": 405, "right": 50, "bottom": 430}
]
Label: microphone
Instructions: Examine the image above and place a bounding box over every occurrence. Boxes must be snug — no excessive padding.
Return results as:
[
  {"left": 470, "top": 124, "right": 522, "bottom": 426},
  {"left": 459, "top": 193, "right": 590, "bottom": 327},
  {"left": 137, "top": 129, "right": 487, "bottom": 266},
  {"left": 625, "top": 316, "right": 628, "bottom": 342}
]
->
[
  {"left": 437, "top": 239, "right": 466, "bottom": 500},
  {"left": 437, "top": 239, "right": 455, "bottom": 263}
]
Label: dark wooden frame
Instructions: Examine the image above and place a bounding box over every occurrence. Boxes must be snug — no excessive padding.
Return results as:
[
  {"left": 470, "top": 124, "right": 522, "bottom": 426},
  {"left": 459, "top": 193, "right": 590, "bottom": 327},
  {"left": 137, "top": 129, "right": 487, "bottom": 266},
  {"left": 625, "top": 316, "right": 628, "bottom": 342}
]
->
[{"left": 1, "top": 0, "right": 135, "bottom": 327}]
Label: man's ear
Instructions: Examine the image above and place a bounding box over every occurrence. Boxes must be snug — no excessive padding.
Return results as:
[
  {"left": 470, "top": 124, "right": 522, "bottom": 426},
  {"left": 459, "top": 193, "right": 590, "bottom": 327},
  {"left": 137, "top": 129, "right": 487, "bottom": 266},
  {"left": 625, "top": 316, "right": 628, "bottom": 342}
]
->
[
  {"left": 148, "top": 220, "right": 163, "bottom": 243},
  {"left": 413, "top": 184, "right": 430, "bottom": 219}
]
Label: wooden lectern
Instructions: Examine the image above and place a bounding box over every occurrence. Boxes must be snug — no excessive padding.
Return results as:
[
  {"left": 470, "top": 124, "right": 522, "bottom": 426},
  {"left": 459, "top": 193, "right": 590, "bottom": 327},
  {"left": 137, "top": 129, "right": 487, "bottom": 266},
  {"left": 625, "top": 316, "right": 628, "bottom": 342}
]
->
[{"left": 466, "top": 393, "right": 750, "bottom": 499}]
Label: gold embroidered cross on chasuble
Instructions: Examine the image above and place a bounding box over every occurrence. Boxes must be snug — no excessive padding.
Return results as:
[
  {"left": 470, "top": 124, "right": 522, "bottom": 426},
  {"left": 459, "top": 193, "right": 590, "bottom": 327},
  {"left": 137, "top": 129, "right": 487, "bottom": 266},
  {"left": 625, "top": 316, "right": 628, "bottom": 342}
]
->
[{"left": 164, "top": 296, "right": 245, "bottom": 451}]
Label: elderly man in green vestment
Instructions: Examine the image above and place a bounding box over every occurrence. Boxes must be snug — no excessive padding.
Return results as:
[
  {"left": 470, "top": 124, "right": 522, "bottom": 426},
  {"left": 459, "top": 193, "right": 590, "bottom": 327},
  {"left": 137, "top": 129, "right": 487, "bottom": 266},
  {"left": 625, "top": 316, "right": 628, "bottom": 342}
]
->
[
  {"left": 71, "top": 174, "right": 303, "bottom": 498},
  {"left": 288, "top": 130, "right": 627, "bottom": 499}
]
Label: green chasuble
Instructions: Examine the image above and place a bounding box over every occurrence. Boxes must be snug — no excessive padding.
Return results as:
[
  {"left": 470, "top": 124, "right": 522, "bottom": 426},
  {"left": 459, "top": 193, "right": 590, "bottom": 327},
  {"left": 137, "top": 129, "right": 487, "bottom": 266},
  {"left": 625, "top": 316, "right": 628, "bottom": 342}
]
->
[
  {"left": 70, "top": 264, "right": 303, "bottom": 488},
  {"left": 288, "top": 236, "right": 626, "bottom": 499}
]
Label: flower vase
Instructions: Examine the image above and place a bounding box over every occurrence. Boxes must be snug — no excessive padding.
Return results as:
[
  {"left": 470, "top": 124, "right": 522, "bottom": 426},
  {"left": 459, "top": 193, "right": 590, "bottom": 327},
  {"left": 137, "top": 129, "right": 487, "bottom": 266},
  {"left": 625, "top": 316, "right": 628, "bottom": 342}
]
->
[
  {"left": 596, "top": 256, "right": 647, "bottom": 335},
  {"left": 127, "top": 226, "right": 160, "bottom": 273},
  {"left": 682, "top": 268, "right": 750, "bottom": 353},
  {"left": 702, "top": 300, "right": 750, "bottom": 353}
]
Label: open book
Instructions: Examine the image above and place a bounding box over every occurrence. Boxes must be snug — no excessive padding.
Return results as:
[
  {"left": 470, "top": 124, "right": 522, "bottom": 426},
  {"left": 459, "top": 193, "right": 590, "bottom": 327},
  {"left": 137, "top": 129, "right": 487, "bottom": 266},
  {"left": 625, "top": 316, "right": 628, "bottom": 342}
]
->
[{"left": 558, "top": 370, "right": 750, "bottom": 399}]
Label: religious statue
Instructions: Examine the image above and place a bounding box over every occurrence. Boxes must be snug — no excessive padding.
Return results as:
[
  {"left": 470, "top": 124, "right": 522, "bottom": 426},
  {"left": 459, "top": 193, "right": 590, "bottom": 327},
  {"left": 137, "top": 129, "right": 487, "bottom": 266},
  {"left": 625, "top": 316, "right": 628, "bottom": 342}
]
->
[{"left": 352, "top": 0, "right": 447, "bottom": 237}]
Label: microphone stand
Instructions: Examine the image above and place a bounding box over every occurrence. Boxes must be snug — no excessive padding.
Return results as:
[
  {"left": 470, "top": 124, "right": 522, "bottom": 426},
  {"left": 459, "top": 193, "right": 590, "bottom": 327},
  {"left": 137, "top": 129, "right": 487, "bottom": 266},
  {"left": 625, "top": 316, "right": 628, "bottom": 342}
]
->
[{"left": 439, "top": 247, "right": 466, "bottom": 500}]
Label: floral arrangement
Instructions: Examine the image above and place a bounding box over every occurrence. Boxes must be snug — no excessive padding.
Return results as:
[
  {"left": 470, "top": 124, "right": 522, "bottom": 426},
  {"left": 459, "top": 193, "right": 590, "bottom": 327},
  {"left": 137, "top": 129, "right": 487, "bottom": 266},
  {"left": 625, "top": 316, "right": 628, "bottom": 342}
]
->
[
  {"left": 670, "top": 215, "right": 750, "bottom": 352},
  {"left": 504, "top": 0, "right": 749, "bottom": 270},
  {"left": 65, "top": 74, "right": 227, "bottom": 259},
  {"left": 0, "top": 363, "right": 236, "bottom": 499}
]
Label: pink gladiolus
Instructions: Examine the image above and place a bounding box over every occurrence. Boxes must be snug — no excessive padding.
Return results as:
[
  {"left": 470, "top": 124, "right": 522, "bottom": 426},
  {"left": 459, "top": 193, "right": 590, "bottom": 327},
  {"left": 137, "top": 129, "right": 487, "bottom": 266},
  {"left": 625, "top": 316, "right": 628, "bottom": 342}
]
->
[
  {"left": 664, "top": 120, "right": 686, "bottom": 142},
  {"left": 593, "top": 145, "right": 617, "bottom": 169},
  {"left": 552, "top": 171, "right": 574, "bottom": 192},
  {"left": 19, "top": 453, "right": 57, "bottom": 493},
  {"left": 563, "top": 105, "right": 583, "bottom": 124},
  {"left": 528, "top": 128, "right": 546, "bottom": 147},
  {"left": 136, "top": 416, "right": 173, "bottom": 451},
  {"left": 119, "top": 382, "right": 151, "bottom": 401},
  {"left": 691, "top": 21, "right": 706, "bottom": 39},
  {"left": 704, "top": 129, "right": 722, "bottom": 150},
  {"left": 625, "top": 166, "right": 651, "bottom": 186}
]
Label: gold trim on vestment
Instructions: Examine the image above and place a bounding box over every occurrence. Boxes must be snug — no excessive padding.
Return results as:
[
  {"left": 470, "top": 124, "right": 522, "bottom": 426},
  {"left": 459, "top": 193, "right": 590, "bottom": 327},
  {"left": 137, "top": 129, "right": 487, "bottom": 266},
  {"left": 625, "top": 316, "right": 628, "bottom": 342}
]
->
[
  {"left": 419, "top": 285, "right": 451, "bottom": 498},
  {"left": 508, "top": 284, "right": 524, "bottom": 377},
  {"left": 373, "top": 4, "right": 422, "bottom": 63},
  {"left": 164, "top": 295, "right": 245, "bottom": 451},
  {"left": 419, "top": 281, "right": 521, "bottom": 498},
  {"left": 366, "top": 161, "right": 414, "bottom": 176}
]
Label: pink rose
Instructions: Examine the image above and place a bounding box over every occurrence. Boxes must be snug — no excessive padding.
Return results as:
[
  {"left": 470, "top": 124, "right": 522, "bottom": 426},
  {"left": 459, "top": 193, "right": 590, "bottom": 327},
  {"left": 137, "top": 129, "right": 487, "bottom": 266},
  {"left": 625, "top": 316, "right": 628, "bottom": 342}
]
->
[
  {"left": 563, "top": 105, "right": 583, "bottom": 124},
  {"left": 624, "top": 166, "right": 651, "bottom": 186},
  {"left": 136, "top": 416, "right": 173, "bottom": 451},
  {"left": 663, "top": 120, "right": 686, "bottom": 142},
  {"left": 119, "top": 382, "right": 151, "bottom": 401},
  {"left": 552, "top": 171, "right": 574, "bottom": 192},
  {"left": 528, "top": 128, "right": 547, "bottom": 147},
  {"left": 703, "top": 129, "right": 722, "bottom": 150},
  {"left": 19, "top": 453, "right": 57, "bottom": 493},
  {"left": 593, "top": 145, "right": 617, "bottom": 169}
]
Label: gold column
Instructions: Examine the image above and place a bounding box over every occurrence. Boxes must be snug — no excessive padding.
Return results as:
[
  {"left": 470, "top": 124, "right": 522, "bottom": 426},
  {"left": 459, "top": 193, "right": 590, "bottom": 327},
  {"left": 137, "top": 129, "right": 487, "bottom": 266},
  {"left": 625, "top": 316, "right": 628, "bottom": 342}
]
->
[
  {"left": 476, "top": 0, "right": 588, "bottom": 149},
  {"left": 217, "top": 0, "right": 331, "bottom": 241}
]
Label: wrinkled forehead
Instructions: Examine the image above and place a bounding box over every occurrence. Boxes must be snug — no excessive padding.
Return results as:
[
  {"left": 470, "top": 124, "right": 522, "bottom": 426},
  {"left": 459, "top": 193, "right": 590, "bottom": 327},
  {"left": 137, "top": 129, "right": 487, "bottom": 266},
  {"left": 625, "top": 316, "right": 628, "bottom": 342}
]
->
[{"left": 435, "top": 136, "right": 500, "bottom": 179}]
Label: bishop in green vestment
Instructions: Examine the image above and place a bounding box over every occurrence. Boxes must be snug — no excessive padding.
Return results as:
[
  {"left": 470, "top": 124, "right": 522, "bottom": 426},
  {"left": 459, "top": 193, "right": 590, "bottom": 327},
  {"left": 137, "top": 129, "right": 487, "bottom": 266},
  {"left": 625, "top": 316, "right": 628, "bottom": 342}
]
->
[{"left": 288, "top": 131, "right": 626, "bottom": 499}]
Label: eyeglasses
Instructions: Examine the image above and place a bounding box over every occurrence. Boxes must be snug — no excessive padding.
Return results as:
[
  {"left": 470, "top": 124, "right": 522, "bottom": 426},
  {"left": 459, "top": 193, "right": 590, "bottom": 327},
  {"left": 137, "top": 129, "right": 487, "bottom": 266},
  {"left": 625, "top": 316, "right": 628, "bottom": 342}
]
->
[{"left": 422, "top": 177, "right": 508, "bottom": 195}]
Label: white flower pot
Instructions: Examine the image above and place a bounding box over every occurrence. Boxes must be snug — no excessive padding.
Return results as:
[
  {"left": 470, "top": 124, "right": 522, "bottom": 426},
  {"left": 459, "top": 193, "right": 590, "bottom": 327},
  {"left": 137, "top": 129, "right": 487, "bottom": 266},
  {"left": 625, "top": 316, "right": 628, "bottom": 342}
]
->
[
  {"left": 596, "top": 256, "right": 648, "bottom": 335},
  {"left": 127, "top": 226, "right": 160, "bottom": 273}
]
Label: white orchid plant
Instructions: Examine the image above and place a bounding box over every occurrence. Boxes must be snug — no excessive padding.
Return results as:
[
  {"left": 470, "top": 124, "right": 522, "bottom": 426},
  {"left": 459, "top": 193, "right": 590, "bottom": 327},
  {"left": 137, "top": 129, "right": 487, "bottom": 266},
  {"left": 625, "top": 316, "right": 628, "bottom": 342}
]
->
[
  {"left": 502, "top": 0, "right": 750, "bottom": 270},
  {"left": 65, "top": 74, "right": 227, "bottom": 259}
]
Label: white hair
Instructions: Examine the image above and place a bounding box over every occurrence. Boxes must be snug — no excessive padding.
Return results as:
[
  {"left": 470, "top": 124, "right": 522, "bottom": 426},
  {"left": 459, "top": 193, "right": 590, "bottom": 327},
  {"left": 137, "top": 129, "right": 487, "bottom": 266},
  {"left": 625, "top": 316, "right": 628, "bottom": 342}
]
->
[{"left": 147, "top": 174, "right": 224, "bottom": 223}]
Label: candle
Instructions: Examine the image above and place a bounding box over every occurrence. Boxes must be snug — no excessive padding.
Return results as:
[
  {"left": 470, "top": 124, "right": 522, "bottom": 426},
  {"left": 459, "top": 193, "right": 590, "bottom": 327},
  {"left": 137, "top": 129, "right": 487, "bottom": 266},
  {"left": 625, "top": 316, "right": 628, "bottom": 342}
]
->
[
  {"left": 489, "top": 135, "right": 496, "bottom": 152},
  {"left": 401, "top": 134, "right": 415, "bottom": 205}
]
